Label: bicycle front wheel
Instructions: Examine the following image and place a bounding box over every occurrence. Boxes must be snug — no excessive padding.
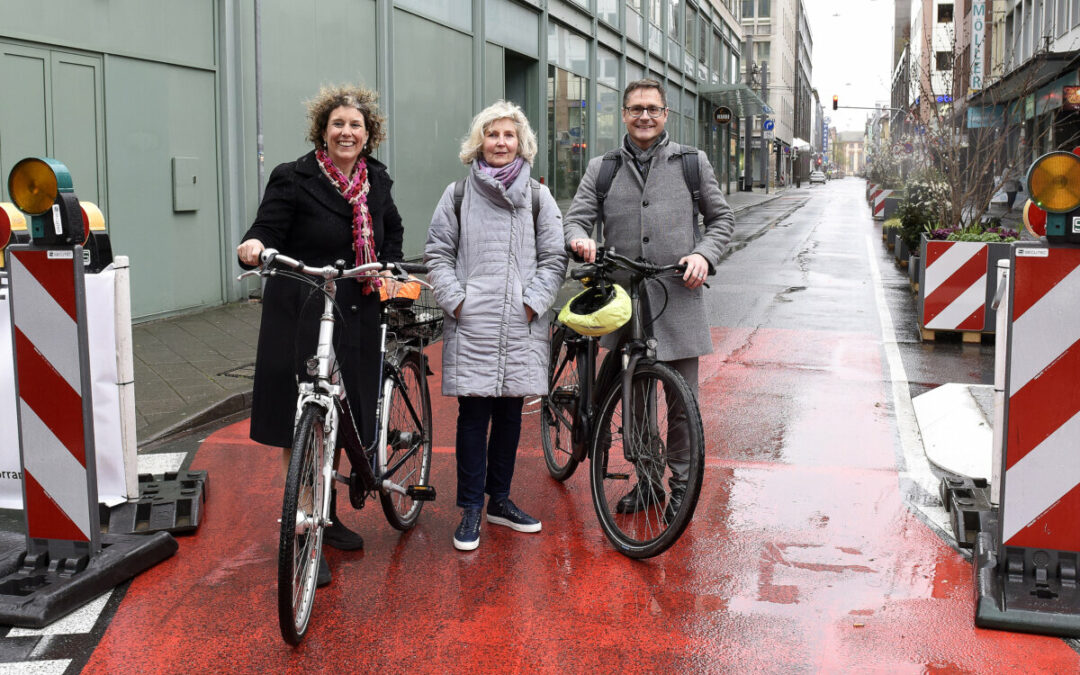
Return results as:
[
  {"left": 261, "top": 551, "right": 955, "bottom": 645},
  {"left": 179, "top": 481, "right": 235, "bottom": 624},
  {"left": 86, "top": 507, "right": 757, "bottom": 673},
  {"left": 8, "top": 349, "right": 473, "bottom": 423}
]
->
[
  {"left": 541, "top": 326, "right": 581, "bottom": 481},
  {"left": 590, "top": 361, "right": 704, "bottom": 559},
  {"left": 278, "top": 403, "right": 328, "bottom": 645},
  {"left": 379, "top": 351, "right": 433, "bottom": 530}
]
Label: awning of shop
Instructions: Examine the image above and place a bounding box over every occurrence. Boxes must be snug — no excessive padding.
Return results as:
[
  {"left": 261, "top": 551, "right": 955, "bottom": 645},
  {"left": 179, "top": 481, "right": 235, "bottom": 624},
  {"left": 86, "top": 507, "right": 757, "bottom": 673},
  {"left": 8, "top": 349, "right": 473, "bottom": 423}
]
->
[
  {"left": 967, "top": 50, "right": 1080, "bottom": 107},
  {"left": 698, "top": 84, "right": 770, "bottom": 118},
  {"left": 791, "top": 137, "right": 811, "bottom": 151}
]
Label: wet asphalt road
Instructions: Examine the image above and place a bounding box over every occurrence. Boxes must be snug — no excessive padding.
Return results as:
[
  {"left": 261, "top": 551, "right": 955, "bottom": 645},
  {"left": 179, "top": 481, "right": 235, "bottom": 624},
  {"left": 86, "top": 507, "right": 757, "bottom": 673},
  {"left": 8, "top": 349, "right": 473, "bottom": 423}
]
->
[{"left": 20, "top": 178, "right": 1080, "bottom": 672}]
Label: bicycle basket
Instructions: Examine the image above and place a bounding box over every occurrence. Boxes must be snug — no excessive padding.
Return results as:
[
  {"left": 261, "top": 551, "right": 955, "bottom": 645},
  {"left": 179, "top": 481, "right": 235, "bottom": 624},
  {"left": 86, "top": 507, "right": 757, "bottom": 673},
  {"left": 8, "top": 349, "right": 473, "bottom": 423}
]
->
[{"left": 385, "top": 281, "right": 444, "bottom": 343}]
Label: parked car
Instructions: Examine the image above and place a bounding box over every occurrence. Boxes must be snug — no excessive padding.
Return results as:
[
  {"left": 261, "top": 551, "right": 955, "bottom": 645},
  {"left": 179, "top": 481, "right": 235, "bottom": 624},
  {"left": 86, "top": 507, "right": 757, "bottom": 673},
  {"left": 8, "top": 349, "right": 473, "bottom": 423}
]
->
[{"left": 809, "top": 170, "right": 826, "bottom": 185}]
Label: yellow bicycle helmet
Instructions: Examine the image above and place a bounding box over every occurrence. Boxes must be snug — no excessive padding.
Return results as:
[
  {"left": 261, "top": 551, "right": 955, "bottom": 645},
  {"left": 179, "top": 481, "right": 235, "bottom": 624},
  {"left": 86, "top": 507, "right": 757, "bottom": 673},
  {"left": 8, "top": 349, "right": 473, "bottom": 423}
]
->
[{"left": 558, "top": 283, "right": 631, "bottom": 336}]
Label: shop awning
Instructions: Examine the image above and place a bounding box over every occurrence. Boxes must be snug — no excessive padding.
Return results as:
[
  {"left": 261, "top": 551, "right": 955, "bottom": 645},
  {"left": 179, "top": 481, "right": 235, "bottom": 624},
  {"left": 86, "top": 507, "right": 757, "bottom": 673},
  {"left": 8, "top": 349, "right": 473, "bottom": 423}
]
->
[
  {"left": 698, "top": 83, "right": 770, "bottom": 118},
  {"left": 967, "top": 50, "right": 1080, "bottom": 106},
  {"left": 791, "top": 137, "right": 811, "bottom": 151}
]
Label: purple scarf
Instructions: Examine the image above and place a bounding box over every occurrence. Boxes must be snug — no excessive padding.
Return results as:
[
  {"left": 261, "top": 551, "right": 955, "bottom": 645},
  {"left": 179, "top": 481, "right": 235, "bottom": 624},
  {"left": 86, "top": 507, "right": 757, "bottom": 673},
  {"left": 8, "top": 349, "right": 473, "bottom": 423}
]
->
[{"left": 477, "top": 157, "right": 525, "bottom": 189}]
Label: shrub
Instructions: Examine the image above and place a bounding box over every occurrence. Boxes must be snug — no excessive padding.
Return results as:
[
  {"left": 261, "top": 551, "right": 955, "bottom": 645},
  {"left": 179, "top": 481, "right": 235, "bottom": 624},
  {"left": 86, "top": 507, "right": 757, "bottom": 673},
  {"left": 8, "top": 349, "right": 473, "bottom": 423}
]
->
[{"left": 899, "top": 171, "right": 951, "bottom": 251}]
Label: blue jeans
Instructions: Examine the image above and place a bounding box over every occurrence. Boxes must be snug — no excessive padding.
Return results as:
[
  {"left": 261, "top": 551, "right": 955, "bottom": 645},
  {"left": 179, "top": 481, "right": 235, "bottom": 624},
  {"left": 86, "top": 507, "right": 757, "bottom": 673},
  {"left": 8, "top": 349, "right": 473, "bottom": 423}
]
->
[{"left": 455, "top": 396, "right": 524, "bottom": 509}]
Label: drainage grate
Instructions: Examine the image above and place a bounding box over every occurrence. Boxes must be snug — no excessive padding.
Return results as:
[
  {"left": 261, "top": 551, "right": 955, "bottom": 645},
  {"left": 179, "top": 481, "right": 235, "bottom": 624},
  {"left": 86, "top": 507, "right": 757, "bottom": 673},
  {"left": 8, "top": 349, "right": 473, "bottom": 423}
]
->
[{"left": 219, "top": 363, "right": 256, "bottom": 379}]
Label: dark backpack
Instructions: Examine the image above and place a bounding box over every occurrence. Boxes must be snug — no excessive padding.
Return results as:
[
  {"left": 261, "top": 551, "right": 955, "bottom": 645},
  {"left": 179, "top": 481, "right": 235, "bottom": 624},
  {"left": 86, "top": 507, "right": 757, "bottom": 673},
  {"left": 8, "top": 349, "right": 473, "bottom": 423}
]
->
[
  {"left": 593, "top": 145, "right": 702, "bottom": 239},
  {"left": 453, "top": 177, "right": 541, "bottom": 228}
]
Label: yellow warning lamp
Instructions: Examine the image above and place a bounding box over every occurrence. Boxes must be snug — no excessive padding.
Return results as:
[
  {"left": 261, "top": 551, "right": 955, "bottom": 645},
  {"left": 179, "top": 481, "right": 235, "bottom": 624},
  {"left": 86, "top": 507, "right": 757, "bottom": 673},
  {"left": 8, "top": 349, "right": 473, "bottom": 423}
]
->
[
  {"left": 6, "top": 157, "right": 84, "bottom": 246},
  {"left": 1026, "top": 150, "right": 1080, "bottom": 244},
  {"left": 0, "top": 202, "right": 30, "bottom": 269},
  {"left": 79, "top": 201, "right": 113, "bottom": 273}
]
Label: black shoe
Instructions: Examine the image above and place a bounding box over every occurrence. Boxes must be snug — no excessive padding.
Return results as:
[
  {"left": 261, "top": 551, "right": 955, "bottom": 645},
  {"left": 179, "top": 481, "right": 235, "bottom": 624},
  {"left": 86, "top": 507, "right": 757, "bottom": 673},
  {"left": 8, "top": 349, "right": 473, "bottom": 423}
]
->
[
  {"left": 324, "top": 490, "right": 364, "bottom": 551},
  {"left": 486, "top": 498, "right": 542, "bottom": 533},
  {"left": 616, "top": 481, "right": 665, "bottom": 514},
  {"left": 663, "top": 484, "right": 686, "bottom": 524},
  {"left": 453, "top": 508, "right": 482, "bottom": 551},
  {"left": 316, "top": 555, "right": 331, "bottom": 588}
]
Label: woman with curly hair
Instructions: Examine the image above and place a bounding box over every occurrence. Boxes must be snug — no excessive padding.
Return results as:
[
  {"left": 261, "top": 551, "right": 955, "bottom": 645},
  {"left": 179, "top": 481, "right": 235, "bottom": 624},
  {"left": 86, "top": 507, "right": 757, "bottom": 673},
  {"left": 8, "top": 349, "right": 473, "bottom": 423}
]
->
[{"left": 237, "top": 85, "right": 403, "bottom": 584}]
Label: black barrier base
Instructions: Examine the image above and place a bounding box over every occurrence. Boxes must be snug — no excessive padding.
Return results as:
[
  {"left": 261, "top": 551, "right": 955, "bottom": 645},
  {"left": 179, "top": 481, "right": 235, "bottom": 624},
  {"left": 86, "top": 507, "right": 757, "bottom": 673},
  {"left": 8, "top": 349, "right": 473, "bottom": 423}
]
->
[
  {"left": 0, "top": 530, "right": 177, "bottom": 628},
  {"left": 939, "top": 476, "right": 994, "bottom": 549},
  {"left": 974, "top": 527, "right": 1080, "bottom": 638},
  {"left": 100, "top": 470, "right": 208, "bottom": 536}
]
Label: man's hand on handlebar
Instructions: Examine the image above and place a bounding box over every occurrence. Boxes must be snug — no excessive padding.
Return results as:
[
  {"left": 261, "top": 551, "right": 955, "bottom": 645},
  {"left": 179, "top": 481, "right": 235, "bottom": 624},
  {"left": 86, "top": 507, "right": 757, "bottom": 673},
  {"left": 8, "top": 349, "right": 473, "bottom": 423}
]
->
[
  {"left": 569, "top": 237, "right": 597, "bottom": 263},
  {"left": 679, "top": 253, "right": 710, "bottom": 290}
]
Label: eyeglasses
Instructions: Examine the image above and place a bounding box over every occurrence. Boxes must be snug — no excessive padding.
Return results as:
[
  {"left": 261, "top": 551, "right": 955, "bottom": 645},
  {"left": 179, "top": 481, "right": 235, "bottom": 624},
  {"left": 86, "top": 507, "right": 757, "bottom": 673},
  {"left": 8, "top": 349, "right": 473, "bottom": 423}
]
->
[{"left": 623, "top": 106, "right": 668, "bottom": 118}]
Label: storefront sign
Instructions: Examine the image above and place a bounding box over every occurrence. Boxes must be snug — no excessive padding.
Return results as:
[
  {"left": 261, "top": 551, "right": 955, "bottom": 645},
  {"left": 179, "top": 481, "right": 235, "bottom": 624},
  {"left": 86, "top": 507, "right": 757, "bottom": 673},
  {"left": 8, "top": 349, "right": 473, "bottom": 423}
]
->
[
  {"left": 1065, "top": 86, "right": 1080, "bottom": 111},
  {"left": 713, "top": 106, "right": 733, "bottom": 124},
  {"left": 970, "top": 1, "right": 986, "bottom": 92}
]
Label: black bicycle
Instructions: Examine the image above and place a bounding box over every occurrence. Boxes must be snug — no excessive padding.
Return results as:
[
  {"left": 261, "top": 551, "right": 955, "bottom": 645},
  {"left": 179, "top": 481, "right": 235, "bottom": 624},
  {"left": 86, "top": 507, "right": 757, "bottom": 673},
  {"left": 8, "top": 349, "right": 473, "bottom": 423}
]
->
[
  {"left": 540, "top": 247, "right": 705, "bottom": 558},
  {"left": 240, "top": 249, "right": 438, "bottom": 645}
]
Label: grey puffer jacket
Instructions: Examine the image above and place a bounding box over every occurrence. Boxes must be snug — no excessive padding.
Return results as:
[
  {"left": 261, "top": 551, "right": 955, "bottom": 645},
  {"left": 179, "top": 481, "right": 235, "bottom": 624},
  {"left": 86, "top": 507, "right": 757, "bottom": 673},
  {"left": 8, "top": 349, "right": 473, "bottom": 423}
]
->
[{"left": 424, "top": 162, "right": 567, "bottom": 397}]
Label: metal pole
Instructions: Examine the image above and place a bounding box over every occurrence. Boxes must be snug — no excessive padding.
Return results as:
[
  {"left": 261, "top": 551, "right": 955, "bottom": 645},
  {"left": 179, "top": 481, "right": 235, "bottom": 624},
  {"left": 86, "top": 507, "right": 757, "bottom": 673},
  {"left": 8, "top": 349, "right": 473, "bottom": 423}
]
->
[
  {"left": 760, "top": 62, "right": 768, "bottom": 194},
  {"left": 742, "top": 37, "right": 754, "bottom": 191},
  {"left": 254, "top": 0, "right": 265, "bottom": 199}
]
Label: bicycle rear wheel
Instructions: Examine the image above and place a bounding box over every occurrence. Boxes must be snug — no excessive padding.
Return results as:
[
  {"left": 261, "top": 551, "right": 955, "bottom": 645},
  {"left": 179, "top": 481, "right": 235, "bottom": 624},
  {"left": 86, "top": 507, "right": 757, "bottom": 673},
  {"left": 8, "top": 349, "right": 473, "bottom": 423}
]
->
[
  {"left": 589, "top": 361, "right": 704, "bottom": 559},
  {"left": 541, "top": 326, "right": 581, "bottom": 481},
  {"left": 379, "top": 351, "right": 433, "bottom": 530},
  {"left": 278, "top": 403, "right": 328, "bottom": 645}
]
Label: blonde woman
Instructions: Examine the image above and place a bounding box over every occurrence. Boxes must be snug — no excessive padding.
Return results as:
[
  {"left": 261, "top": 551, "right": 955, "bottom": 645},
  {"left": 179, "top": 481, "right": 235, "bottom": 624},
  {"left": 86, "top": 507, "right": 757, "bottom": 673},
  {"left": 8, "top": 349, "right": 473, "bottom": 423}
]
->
[{"left": 424, "top": 101, "right": 567, "bottom": 551}]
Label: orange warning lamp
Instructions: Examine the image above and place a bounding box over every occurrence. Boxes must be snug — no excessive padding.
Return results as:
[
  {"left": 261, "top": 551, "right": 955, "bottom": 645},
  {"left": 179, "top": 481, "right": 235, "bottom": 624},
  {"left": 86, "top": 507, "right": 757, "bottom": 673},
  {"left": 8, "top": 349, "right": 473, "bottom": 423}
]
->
[
  {"left": 7, "top": 157, "right": 84, "bottom": 246},
  {"left": 1027, "top": 151, "right": 1080, "bottom": 243},
  {"left": 0, "top": 202, "right": 30, "bottom": 269}
]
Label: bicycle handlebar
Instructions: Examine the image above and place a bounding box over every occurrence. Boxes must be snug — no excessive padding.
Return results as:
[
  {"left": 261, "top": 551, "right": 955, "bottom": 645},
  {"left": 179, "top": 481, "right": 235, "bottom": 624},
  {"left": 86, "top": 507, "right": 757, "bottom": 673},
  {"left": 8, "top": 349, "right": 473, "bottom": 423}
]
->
[
  {"left": 567, "top": 246, "right": 691, "bottom": 281},
  {"left": 236, "top": 248, "right": 431, "bottom": 287}
]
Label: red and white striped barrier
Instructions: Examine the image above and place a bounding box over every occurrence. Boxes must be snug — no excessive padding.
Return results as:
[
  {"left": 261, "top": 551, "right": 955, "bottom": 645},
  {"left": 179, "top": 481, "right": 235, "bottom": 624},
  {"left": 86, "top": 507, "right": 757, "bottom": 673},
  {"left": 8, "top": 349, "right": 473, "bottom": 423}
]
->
[
  {"left": 872, "top": 189, "right": 894, "bottom": 219},
  {"left": 1001, "top": 246, "right": 1080, "bottom": 552},
  {"left": 8, "top": 247, "right": 99, "bottom": 547},
  {"left": 867, "top": 183, "right": 882, "bottom": 204},
  {"left": 921, "top": 241, "right": 989, "bottom": 331}
]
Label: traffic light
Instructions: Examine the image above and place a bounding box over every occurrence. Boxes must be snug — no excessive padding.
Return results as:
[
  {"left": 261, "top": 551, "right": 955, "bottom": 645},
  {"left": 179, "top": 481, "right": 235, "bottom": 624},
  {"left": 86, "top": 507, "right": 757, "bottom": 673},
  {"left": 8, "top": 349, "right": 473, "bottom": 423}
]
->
[
  {"left": 1027, "top": 150, "right": 1080, "bottom": 244},
  {"left": 832, "top": 95, "right": 838, "bottom": 110},
  {"left": 772, "top": 139, "right": 780, "bottom": 152}
]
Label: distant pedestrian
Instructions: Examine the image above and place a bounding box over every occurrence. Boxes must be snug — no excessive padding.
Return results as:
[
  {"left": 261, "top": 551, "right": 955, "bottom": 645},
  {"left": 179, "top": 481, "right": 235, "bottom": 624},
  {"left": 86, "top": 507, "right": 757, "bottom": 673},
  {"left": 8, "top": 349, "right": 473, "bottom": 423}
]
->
[
  {"left": 237, "top": 85, "right": 404, "bottom": 585},
  {"left": 424, "top": 101, "right": 567, "bottom": 551},
  {"left": 1005, "top": 177, "right": 1020, "bottom": 211}
]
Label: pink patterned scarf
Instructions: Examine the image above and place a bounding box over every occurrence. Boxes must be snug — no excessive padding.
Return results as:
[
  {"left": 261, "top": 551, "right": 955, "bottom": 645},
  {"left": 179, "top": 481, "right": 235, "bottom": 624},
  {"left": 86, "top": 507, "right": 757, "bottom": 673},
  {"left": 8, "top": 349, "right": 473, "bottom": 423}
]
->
[{"left": 315, "top": 148, "right": 380, "bottom": 293}]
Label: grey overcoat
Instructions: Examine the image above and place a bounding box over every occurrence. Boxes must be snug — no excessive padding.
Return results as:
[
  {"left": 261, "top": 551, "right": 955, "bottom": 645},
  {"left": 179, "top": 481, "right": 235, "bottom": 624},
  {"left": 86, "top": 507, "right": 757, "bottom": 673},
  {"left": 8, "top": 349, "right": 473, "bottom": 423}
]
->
[
  {"left": 425, "top": 162, "right": 568, "bottom": 397},
  {"left": 563, "top": 138, "right": 735, "bottom": 362}
]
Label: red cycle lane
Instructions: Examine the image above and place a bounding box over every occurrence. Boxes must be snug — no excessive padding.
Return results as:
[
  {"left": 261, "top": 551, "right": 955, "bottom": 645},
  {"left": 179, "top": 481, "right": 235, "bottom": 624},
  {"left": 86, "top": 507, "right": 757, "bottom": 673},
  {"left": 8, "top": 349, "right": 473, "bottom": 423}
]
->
[{"left": 82, "top": 329, "right": 1080, "bottom": 673}]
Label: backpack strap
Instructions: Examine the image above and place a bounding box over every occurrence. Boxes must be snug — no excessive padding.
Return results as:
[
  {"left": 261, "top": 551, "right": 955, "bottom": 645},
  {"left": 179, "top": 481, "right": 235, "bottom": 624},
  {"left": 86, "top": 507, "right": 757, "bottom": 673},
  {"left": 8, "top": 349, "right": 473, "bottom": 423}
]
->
[
  {"left": 531, "top": 178, "right": 540, "bottom": 228},
  {"left": 679, "top": 145, "right": 702, "bottom": 227},
  {"left": 594, "top": 150, "right": 622, "bottom": 242},
  {"left": 452, "top": 177, "right": 466, "bottom": 225}
]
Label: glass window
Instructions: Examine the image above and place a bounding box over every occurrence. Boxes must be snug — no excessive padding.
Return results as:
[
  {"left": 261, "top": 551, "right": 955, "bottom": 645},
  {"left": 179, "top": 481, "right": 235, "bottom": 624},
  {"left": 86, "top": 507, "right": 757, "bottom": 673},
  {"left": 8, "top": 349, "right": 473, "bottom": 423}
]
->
[
  {"left": 596, "top": 84, "right": 621, "bottom": 155},
  {"left": 598, "top": 46, "right": 619, "bottom": 88},
  {"left": 742, "top": 0, "right": 753, "bottom": 18},
  {"left": 650, "top": 0, "right": 663, "bottom": 27},
  {"left": 626, "top": 59, "right": 644, "bottom": 83},
  {"left": 1074, "top": 0, "right": 1080, "bottom": 28},
  {"left": 938, "top": 3, "right": 953, "bottom": 22},
  {"left": 547, "top": 65, "right": 590, "bottom": 201},
  {"left": 758, "top": 0, "right": 769, "bottom": 17},
  {"left": 669, "top": 0, "right": 681, "bottom": 41},
  {"left": 627, "top": 0, "right": 644, "bottom": 44},
  {"left": 699, "top": 13, "right": 708, "bottom": 64},
  {"left": 936, "top": 51, "right": 952, "bottom": 71},
  {"left": 649, "top": 21, "right": 664, "bottom": 55},
  {"left": 548, "top": 23, "right": 589, "bottom": 77},
  {"left": 599, "top": 0, "right": 619, "bottom": 28},
  {"left": 712, "top": 30, "right": 722, "bottom": 77},
  {"left": 685, "top": 4, "right": 697, "bottom": 56},
  {"left": 755, "top": 41, "right": 769, "bottom": 70}
]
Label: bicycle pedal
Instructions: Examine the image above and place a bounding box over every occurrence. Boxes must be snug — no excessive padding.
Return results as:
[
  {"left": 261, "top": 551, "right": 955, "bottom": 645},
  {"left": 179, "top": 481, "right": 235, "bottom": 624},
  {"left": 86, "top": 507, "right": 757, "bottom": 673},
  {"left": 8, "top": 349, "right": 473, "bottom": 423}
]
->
[{"left": 406, "top": 485, "right": 437, "bottom": 501}]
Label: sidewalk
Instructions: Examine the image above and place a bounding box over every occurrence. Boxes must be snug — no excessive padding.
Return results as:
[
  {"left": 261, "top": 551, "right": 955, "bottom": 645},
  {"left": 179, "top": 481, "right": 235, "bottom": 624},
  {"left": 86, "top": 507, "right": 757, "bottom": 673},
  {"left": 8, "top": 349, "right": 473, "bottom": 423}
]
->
[{"left": 132, "top": 186, "right": 791, "bottom": 448}]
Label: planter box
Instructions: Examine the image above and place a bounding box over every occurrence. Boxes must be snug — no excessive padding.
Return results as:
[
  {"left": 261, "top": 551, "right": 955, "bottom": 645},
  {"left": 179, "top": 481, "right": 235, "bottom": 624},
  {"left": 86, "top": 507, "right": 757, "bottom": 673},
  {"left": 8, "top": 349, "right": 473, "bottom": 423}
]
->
[
  {"left": 908, "top": 254, "right": 920, "bottom": 290},
  {"left": 886, "top": 227, "right": 897, "bottom": 250},
  {"left": 895, "top": 236, "right": 909, "bottom": 265},
  {"left": 882, "top": 195, "right": 901, "bottom": 220},
  {"left": 917, "top": 234, "right": 1013, "bottom": 338}
]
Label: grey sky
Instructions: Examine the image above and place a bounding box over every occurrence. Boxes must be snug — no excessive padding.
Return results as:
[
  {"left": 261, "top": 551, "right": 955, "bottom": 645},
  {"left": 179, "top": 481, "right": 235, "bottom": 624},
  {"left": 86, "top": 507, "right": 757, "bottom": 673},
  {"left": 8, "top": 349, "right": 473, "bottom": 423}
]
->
[{"left": 804, "top": 0, "right": 896, "bottom": 133}]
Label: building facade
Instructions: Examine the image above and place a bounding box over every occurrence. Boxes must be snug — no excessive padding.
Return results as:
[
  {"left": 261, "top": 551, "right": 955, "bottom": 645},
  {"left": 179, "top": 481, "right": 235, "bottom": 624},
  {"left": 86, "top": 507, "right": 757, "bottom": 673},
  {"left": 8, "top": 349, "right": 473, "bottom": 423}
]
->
[{"left": 0, "top": 0, "right": 746, "bottom": 320}]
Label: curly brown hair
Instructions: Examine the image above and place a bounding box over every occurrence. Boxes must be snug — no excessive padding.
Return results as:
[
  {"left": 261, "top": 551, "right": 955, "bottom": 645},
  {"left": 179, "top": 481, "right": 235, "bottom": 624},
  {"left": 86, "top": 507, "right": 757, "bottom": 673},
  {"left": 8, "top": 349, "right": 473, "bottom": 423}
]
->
[{"left": 305, "top": 85, "right": 386, "bottom": 156}]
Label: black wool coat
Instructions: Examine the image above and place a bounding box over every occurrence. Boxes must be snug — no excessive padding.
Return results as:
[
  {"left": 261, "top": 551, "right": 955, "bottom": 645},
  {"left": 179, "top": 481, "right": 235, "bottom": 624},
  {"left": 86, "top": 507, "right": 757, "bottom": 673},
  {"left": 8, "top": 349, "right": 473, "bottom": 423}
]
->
[{"left": 240, "top": 151, "right": 404, "bottom": 448}]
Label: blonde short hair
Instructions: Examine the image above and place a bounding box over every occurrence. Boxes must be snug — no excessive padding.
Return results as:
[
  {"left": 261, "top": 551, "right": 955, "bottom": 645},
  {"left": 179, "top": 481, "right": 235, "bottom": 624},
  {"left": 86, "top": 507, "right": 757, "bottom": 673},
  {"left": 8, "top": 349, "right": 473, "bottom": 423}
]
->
[
  {"left": 458, "top": 100, "right": 538, "bottom": 165},
  {"left": 305, "top": 85, "right": 385, "bottom": 157}
]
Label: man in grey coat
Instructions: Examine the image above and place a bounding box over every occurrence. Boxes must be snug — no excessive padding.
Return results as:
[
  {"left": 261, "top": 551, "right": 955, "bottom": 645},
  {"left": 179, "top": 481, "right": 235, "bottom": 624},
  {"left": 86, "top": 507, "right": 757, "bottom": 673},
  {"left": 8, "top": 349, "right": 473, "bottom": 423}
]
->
[{"left": 563, "top": 78, "right": 735, "bottom": 520}]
